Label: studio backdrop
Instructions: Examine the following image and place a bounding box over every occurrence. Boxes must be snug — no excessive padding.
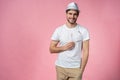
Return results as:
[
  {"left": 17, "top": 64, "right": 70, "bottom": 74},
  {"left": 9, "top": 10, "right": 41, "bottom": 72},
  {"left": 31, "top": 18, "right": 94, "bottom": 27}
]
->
[{"left": 0, "top": 0, "right": 120, "bottom": 80}]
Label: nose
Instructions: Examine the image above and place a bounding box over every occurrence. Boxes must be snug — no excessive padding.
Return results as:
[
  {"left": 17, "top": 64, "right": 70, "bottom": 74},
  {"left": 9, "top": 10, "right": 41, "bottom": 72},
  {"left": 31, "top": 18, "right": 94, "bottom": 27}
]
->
[{"left": 71, "top": 14, "right": 74, "bottom": 18}]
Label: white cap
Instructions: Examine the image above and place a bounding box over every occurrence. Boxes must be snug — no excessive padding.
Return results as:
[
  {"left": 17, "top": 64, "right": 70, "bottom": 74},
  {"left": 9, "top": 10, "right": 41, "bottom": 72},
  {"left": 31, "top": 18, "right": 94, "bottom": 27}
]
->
[{"left": 66, "top": 2, "right": 79, "bottom": 11}]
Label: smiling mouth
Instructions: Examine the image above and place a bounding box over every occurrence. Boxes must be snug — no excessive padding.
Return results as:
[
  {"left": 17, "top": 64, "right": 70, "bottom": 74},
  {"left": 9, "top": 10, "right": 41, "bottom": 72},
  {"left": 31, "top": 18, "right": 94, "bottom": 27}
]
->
[{"left": 69, "top": 19, "right": 76, "bottom": 22}]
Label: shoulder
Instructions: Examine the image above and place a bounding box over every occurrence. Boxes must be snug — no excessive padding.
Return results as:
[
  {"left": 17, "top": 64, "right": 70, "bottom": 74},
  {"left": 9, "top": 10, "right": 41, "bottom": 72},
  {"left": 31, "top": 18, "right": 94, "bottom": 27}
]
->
[
  {"left": 77, "top": 24, "right": 90, "bottom": 40},
  {"left": 77, "top": 24, "right": 89, "bottom": 33},
  {"left": 55, "top": 24, "right": 65, "bottom": 32},
  {"left": 77, "top": 24, "right": 88, "bottom": 31}
]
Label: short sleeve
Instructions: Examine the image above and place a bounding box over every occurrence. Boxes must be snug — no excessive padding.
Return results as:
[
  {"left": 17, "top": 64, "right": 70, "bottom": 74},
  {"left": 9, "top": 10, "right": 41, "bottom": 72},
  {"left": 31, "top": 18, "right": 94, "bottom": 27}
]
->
[
  {"left": 51, "top": 28, "right": 59, "bottom": 41},
  {"left": 82, "top": 28, "right": 90, "bottom": 41}
]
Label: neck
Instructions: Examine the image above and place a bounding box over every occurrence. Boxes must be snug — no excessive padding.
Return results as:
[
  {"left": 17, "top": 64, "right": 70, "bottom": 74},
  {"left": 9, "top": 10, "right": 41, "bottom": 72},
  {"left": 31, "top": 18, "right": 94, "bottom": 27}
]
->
[{"left": 66, "top": 22, "right": 77, "bottom": 28}]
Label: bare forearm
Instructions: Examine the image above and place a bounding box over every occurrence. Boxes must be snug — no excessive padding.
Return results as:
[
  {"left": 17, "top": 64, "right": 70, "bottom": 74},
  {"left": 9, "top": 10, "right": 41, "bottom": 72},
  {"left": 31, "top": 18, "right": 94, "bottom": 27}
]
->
[
  {"left": 49, "top": 46, "right": 65, "bottom": 53},
  {"left": 49, "top": 41, "right": 75, "bottom": 54},
  {"left": 80, "top": 40, "right": 89, "bottom": 73},
  {"left": 80, "top": 51, "right": 89, "bottom": 72}
]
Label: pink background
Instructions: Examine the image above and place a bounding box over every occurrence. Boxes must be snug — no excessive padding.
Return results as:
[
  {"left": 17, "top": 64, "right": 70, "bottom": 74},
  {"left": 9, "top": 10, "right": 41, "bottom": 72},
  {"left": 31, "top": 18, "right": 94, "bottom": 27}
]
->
[{"left": 0, "top": 0, "right": 120, "bottom": 80}]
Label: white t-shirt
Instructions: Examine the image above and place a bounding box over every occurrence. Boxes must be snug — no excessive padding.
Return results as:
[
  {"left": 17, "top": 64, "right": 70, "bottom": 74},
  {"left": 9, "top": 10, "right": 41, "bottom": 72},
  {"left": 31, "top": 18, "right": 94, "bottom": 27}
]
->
[{"left": 51, "top": 24, "right": 90, "bottom": 68}]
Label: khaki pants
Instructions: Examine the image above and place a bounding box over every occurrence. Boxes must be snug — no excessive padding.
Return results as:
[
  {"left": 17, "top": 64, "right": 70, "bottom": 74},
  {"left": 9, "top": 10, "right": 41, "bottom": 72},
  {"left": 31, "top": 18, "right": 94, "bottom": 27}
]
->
[{"left": 56, "top": 66, "right": 82, "bottom": 80}]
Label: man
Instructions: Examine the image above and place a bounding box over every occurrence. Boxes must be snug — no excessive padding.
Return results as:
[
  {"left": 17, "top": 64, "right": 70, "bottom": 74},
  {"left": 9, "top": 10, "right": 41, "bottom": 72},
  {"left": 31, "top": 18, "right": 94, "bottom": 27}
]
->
[{"left": 49, "top": 2, "right": 90, "bottom": 80}]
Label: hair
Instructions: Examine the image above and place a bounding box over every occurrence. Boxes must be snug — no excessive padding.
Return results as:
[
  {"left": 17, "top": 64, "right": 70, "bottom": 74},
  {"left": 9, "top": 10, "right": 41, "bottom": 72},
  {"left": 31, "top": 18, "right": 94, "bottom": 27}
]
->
[{"left": 66, "top": 9, "right": 80, "bottom": 16}]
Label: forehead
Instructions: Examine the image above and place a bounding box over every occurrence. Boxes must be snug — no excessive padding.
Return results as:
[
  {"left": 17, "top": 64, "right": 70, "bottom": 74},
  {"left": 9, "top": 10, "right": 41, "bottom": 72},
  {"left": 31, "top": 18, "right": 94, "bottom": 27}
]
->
[{"left": 67, "top": 9, "right": 78, "bottom": 14}]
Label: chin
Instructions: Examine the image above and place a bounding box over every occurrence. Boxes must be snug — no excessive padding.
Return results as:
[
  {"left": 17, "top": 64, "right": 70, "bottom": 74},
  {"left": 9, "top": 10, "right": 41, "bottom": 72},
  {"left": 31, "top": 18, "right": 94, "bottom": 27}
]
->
[
  {"left": 69, "top": 21, "right": 76, "bottom": 24},
  {"left": 68, "top": 20, "right": 76, "bottom": 24}
]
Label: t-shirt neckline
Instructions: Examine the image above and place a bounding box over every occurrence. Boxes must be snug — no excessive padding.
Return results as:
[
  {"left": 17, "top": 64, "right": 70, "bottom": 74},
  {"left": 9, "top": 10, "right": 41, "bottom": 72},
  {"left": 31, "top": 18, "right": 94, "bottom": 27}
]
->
[{"left": 64, "top": 24, "right": 78, "bottom": 30}]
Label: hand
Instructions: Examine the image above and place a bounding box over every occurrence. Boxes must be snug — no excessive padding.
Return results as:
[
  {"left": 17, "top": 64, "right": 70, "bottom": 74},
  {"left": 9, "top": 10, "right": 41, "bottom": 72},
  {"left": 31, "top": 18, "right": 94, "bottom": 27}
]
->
[{"left": 63, "top": 42, "right": 75, "bottom": 51}]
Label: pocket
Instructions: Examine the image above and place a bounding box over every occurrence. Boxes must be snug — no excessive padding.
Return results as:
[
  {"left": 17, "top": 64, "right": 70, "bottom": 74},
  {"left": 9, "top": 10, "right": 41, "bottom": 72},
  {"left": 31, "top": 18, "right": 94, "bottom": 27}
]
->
[{"left": 68, "top": 68, "right": 82, "bottom": 79}]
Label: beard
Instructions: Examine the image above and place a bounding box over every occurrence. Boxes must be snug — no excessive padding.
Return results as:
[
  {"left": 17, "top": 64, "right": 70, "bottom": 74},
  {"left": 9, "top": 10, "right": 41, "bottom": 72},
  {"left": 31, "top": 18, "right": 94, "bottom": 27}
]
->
[{"left": 67, "top": 18, "right": 77, "bottom": 24}]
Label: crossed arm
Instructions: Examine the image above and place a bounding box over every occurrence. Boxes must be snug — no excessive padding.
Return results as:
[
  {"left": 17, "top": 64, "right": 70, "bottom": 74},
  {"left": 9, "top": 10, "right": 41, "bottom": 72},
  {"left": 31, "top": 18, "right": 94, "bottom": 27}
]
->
[{"left": 49, "top": 40, "right": 75, "bottom": 53}]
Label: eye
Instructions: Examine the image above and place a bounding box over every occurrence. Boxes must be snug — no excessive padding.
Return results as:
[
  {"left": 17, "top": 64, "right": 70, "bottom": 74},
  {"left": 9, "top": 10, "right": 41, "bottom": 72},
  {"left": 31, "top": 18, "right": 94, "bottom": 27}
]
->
[
  {"left": 68, "top": 13, "right": 72, "bottom": 15},
  {"left": 73, "top": 13, "right": 78, "bottom": 16}
]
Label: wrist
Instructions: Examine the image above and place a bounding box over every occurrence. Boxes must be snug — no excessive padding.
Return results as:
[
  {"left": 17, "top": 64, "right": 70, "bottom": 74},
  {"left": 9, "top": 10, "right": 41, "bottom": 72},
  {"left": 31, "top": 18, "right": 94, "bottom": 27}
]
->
[
  {"left": 80, "top": 67, "right": 84, "bottom": 72},
  {"left": 59, "top": 46, "right": 66, "bottom": 51}
]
